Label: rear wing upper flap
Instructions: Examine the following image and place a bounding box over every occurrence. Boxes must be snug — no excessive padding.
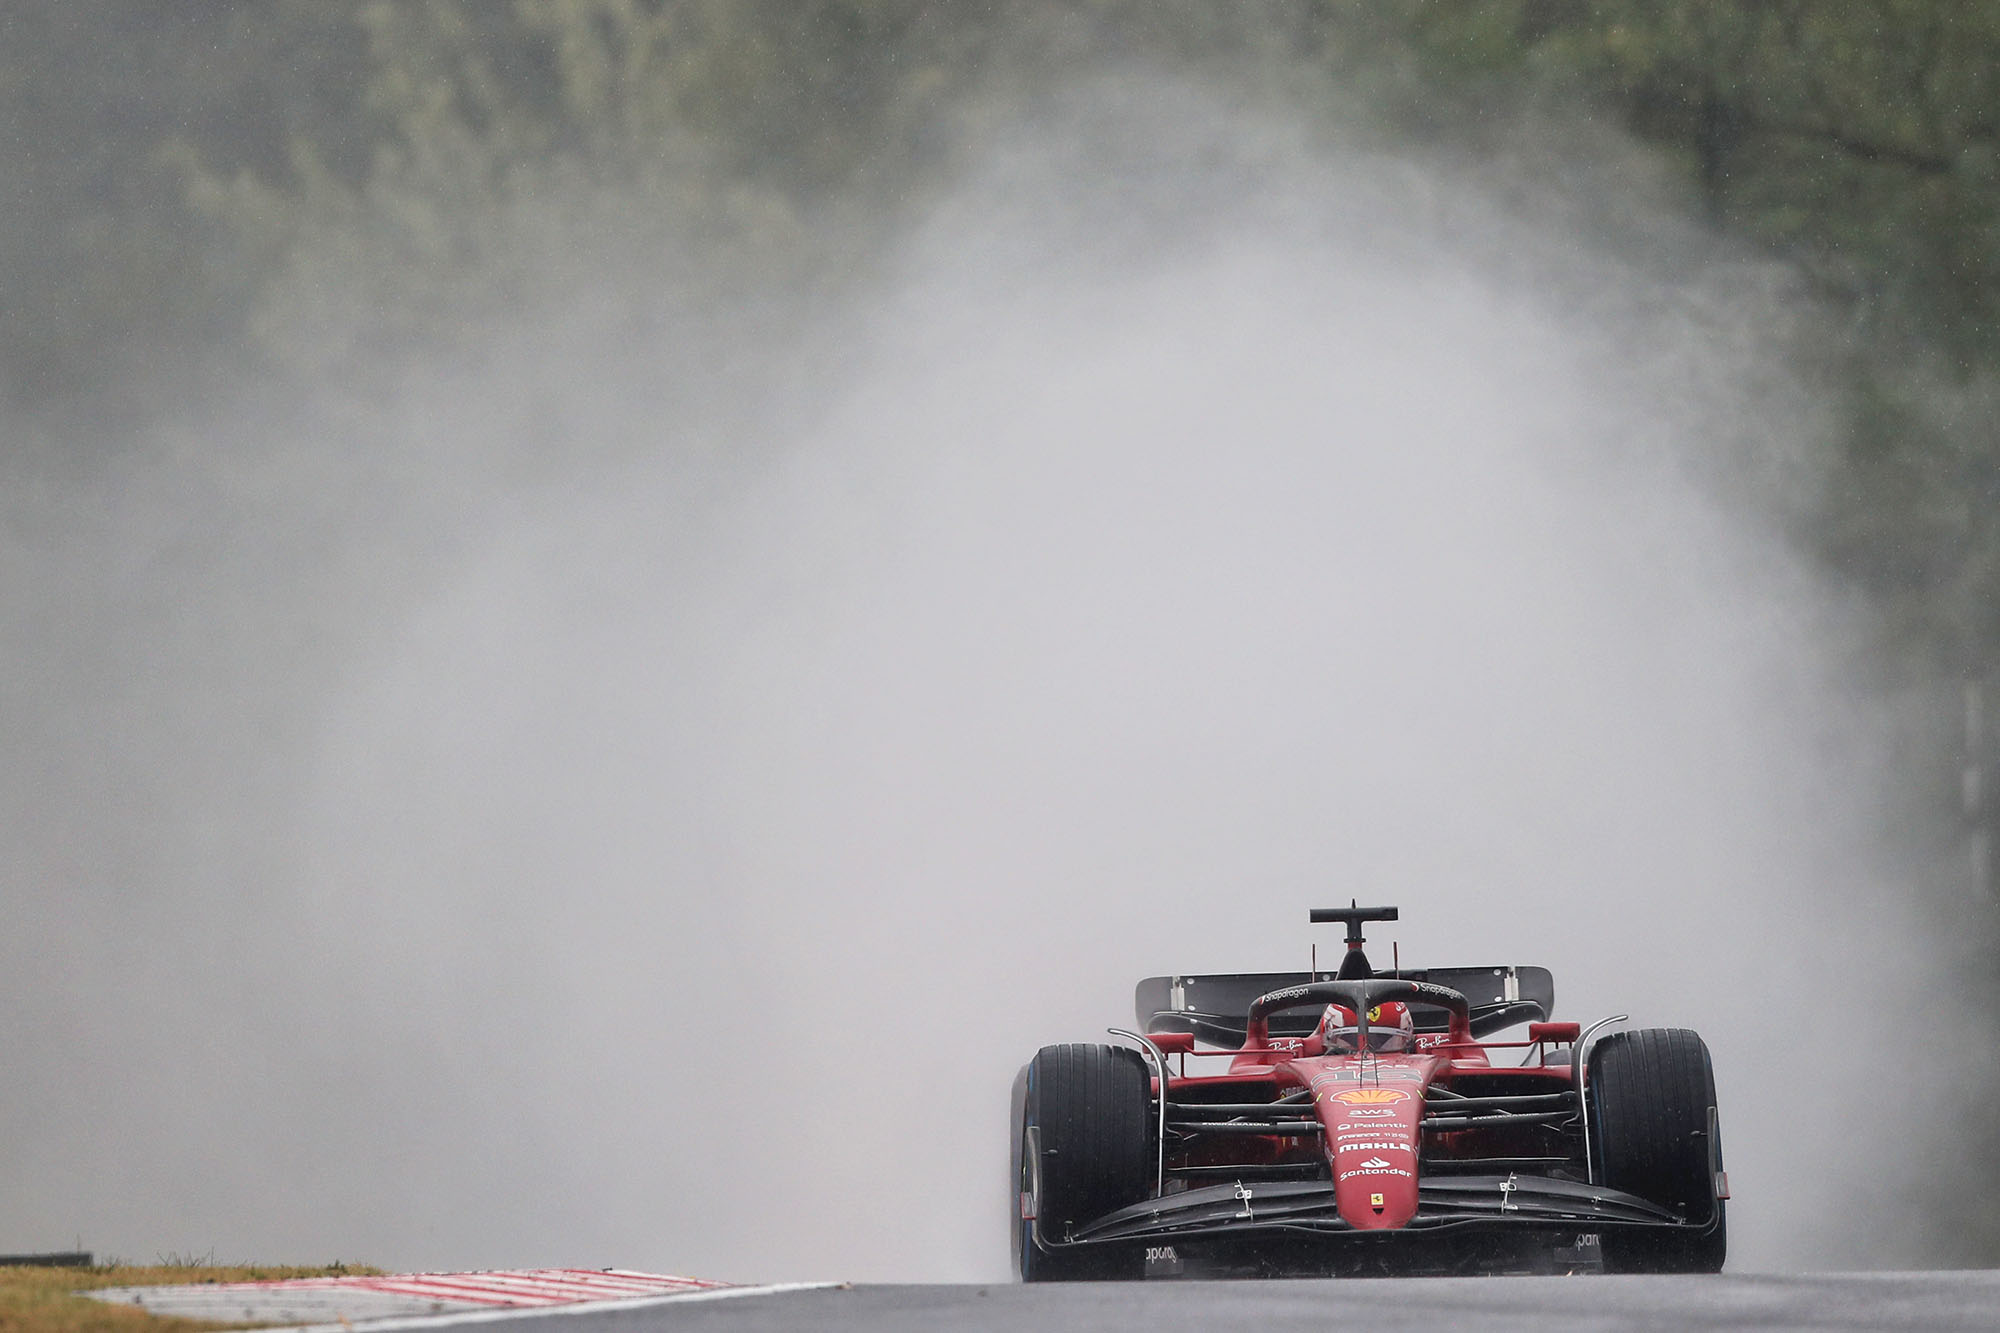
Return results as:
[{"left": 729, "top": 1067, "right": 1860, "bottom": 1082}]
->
[{"left": 1135, "top": 966, "right": 1555, "bottom": 1042}]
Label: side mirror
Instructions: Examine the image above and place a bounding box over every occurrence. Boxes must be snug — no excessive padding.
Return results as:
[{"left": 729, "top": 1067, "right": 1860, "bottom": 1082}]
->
[
  {"left": 1147, "top": 1031, "right": 1195, "bottom": 1054},
  {"left": 1527, "top": 1021, "right": 1581, "bottom": 1045}
]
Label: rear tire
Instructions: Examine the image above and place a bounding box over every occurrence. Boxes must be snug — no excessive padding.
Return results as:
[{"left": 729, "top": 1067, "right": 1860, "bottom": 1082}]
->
[
  {"left": 1589, "top": 1027, "right": 1727, "bottom": 1274},
  {"left": 1015, "top": 1043, "right": 1152, "bottom": 1281}
]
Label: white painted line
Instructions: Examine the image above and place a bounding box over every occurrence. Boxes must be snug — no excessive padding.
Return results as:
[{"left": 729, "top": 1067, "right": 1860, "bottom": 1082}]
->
[{"left": 246, "top": 1282, "right": 843, "bottom": 1333}]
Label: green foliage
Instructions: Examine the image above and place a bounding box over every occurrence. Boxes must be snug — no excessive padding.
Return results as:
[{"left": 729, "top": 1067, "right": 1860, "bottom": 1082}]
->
[
  {"left": 1322, "top": 1, "right": 2000, "bottom": 682},
  {"left": 1462, "top": 2, "right": 2000, "bottom": 362},
  {"left": 4, "top": 0, "right": 1998, "bottom": 659}
]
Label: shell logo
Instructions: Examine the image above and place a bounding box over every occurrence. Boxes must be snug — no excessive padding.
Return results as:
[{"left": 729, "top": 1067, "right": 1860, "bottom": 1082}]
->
[{"left": 1332, "top": 1088, "right": 1410, "bottom": 1105}]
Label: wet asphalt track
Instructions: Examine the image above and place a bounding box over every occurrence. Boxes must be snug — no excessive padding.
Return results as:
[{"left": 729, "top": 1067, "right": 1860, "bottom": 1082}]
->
[{"left": 451, "top": 1271, "right": 2000, "bottom": 1332}]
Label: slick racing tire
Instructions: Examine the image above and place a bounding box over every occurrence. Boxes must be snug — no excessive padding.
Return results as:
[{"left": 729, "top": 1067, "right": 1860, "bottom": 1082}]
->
[
  {"left": 1588, "top": 1027, "right": 1727, "bottom": 1274},
  {"left": 1015, "top": 1043, "right": 1152, "bottom": 1281}
]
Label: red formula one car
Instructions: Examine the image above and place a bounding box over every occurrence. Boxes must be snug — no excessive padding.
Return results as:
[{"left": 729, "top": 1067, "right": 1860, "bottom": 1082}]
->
[{"left": 1011, "top": 905, "right": 1727, "bottom": 1279}]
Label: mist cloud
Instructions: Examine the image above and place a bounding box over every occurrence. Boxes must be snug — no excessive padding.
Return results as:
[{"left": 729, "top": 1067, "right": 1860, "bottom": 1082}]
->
[{"left": 2, "top": 82, "right": 1925, "bottom": 1279}]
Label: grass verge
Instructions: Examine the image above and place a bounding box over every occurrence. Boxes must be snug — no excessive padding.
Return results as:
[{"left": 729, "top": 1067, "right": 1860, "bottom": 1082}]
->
[{"left": 0, "top": 1264, "right": 381, "bottom": 1333}]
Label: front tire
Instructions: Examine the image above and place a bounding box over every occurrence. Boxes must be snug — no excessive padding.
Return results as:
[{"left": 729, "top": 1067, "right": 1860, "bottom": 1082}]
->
[
  {"left": 1015, "top": 1043, "right": 1152, "bottom": 1281},
  {"left": 1589, "top": 1027, "right": 1727, "bottom": 1273}
]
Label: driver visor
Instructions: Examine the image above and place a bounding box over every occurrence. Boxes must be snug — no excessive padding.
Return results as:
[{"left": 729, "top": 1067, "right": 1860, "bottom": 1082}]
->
[{"left": 1327, "top": 1025, "right": 1407, "bottom": 1052}]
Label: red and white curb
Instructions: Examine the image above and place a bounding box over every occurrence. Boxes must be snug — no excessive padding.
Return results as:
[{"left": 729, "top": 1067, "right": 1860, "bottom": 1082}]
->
[{"left": 87, "top": 1269, "right": 838, "bottom": 1328}]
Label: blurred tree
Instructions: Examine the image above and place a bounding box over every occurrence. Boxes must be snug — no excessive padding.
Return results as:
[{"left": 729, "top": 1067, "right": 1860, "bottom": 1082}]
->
[
  {"left": 1380, "top": 2, "right": 2000, "bottom": 360},
  {"left": 1343, "top": 1, "right": 2000, "bottom": 681},
  {"left": 7, "top": 0, "right": 2000, "bottom": 675},
  {"left": 170, "top": 1, "right": 1353, "bottom": 376},
  {"left": 0, "top": 1, "right": 369, "bottom": 411}
]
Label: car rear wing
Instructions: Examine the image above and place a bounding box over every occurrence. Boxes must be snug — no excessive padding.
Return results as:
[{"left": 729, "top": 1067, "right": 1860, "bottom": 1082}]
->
[{"left": 1135, "top": 966, "right": 1554, "bottom": 1046}]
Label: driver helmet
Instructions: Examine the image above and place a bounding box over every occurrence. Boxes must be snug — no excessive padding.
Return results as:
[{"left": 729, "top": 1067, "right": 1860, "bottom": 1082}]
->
[{"left": 1319, "top": 1001, "right": 1415, "bottom": 1054}]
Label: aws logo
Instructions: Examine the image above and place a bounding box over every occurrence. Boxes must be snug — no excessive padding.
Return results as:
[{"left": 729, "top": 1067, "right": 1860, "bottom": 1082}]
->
[{"left": 1332, "top": 1088, "right": 1411, "bottom": 1106}]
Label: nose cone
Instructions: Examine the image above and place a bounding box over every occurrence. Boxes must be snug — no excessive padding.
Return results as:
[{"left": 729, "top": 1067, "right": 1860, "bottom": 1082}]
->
[{"left": 1316, "top": 1082, "right": 1422, "bottom": 1229}]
